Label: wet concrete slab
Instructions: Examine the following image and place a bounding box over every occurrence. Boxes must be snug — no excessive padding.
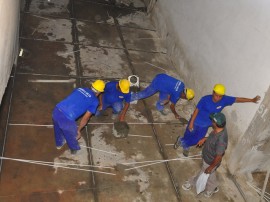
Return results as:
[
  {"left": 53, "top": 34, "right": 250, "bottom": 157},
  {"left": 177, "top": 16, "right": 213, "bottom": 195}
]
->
[
  {"left": 80, "top": 45, "right": 132, "bottom": 78},
  {"left": 0, "top": 0, "right": 249, "bottom": 201},
  {"left": 74, "top": 1, "right": 114, "bottom": 24},
  {"left": 0, "top": 125, "right": 95, "bottom": 201},
  {"left": 28, "top": 0, "right": 70, "bottom": 19},
  {"left": 18, "top": 39, "right": 76, "bottom": 76},
  {"left": 21, "top": 14, "right": 73, "bottom": 43},
  {"left": 87, "top": 124, "right": 178, "bottom": 201},
  {"left": 121, "top": 27, "right": 166, "bottom": 53},
  {"left": 9, "top": 74, "right": 78, "bottom": 125},
  {"left": 129, "top": 50, "right": 179, "bottom": 82},
  {"left": 77, "top": 21, "right": 123, "bottom": 48}
]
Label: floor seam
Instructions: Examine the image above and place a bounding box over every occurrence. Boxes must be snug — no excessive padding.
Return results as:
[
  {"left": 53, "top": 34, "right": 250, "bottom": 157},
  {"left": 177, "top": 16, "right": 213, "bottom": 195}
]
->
[{"left": 114, "top": 10, "right": 182, "bottom": 202}]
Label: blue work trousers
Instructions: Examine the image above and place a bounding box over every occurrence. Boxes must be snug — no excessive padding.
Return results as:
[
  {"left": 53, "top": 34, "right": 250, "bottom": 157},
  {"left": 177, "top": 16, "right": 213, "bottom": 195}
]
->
[
  {"left": 130, "top": 83, "right": 168, "bottom": 111},
  {"left": 96, "top": 99, "right": 124, "bottom": 116},
  {"left": 179, "top": 124, "right": 209, "bottom": 150},
  {"left": 52, "top": 107, "right": 81, "bottom": 151}
]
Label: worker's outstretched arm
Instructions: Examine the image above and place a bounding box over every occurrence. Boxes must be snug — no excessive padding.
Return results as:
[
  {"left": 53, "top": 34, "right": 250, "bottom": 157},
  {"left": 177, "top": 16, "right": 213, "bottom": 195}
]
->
[
  {"left": 119, "top": 103, "right": 130, "bottom": 122},
  {"left": 98, "top": 94, "right": 103, "bottom": 110},
  {"left": 235, "top": 95, "right": 260, "bottom": 103},
  {"left": 170, "top": 103, "right": 180, "bottom": 119},
  {"left": 77, "top": 111, "right": 92, "bottom": 140}
]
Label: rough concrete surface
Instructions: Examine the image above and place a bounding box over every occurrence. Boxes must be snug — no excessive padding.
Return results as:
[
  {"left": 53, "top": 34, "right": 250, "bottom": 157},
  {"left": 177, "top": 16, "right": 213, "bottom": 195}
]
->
[{"left": 0, "top": 0, "right": 261, "bottom": 201}]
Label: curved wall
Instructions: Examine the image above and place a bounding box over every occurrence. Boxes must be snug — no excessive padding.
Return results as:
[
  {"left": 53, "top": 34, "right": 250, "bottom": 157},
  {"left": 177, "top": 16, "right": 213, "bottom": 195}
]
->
[
  {"left": 0, "top": 1, "right": 21, "bottom": 104},
  {"left": 151, "top": 0, "right": 270, "bottom": 174},
  {"left": 152, "top": 0, "right": 270, "bottom": 134}
]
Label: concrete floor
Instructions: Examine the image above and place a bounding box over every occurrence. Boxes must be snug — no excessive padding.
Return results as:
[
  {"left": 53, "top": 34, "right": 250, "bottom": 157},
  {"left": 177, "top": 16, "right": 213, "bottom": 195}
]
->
[{"left": 0, "top": 0, "right": 248, "bottom": 201}]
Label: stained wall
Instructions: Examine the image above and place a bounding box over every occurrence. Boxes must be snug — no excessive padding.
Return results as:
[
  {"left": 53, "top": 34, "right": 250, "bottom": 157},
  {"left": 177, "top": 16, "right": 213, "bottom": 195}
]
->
[
  {"left": 0, "top": 1, "right": 21, "bottom": 104},
  {"left": 150, "top": 0, "right": 270, "bottom": 173}
]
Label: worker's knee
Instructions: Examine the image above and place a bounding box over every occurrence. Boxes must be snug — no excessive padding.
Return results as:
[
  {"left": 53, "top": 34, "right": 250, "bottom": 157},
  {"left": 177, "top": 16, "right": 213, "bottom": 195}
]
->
[{"left": 112, "top": 102, "right": 123, "bottom": 114}]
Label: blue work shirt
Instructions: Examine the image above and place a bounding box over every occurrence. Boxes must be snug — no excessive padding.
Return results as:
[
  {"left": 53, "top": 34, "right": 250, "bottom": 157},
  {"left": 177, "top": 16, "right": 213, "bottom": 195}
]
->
[
  {"left": 195, "top": 95, "right": 236, "bottom": 127},
  {"left": 103, "top": 81, "right": 131, "bottom": 104},
  {"left": 56, "top": 88, "right": 98, "bottom": 121},
  {"left": 152, "top": 74, "right": 185, "bottom": 104}
]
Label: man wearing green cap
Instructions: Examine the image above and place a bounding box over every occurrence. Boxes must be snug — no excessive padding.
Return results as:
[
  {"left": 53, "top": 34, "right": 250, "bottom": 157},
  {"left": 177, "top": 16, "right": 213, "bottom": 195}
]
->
[{"left": 182, "top": 112, "right": 228, "bottom": 197}]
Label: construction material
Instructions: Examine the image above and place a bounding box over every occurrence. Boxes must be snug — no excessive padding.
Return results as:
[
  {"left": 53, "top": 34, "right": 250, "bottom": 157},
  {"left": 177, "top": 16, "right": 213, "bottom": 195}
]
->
[
  {"left": 261, "top": 169, "right": 270, "bottom": 202},
  {"left": 113, "top": 121, "right": 129, "bottom": 138},
  {"left": 123, "top": 154, "right": 201, "bottom": 171},
  {"left": 128, "top": 75, "right": 139, "bottom": 104},
  {"left": 122, "top": 154, "right": 201, "bottom": 165},
  {"left": 0, "top": 156, "right": 115, "bottom": 175},
  {"left": 247, "top": 181, "right": 270, "bottom": 202},
  {"left": 128, "top": 134, "right": 152, "bottom": 138},
  {"left": 196, "top": 173, "right": 210, "bottom": 194}
]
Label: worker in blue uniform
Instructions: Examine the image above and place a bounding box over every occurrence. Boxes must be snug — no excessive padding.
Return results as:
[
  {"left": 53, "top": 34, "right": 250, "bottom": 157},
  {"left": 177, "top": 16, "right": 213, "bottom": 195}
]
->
[
  {"left": 174, "top": 84, "right": 261, "bottom": 156},
  {"left": 131, "top": 73, "right": 195, "bottom": 119},
  {"left": 96, "top": 79, "right": 131, "bottom": 121},
  {"left": 52, "top": 80, "right": 105, "bottom": 154}
]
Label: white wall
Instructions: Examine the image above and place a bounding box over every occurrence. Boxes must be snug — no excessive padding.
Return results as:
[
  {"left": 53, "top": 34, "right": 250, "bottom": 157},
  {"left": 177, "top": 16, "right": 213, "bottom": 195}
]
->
[
  {"left": 0, "top": 1, "right": 21, "bottom": 104},
  {"left": 152, "top": 0, "right": 270, "bottom": 134}
]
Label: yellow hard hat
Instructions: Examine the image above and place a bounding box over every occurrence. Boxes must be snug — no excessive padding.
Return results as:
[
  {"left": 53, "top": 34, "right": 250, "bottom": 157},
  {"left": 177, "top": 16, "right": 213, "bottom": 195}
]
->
[
  {"left": 119, "top": 79, "right": 130, "bottom": 94},
  {"left": 185, "top": 88, "right": 195, "bottom": 100},
  {"left": 92, "top": 80, "right": 105, "bottom": 92},
  {"left": 213, "top": 84, "right": 226, "bottom": 95}
]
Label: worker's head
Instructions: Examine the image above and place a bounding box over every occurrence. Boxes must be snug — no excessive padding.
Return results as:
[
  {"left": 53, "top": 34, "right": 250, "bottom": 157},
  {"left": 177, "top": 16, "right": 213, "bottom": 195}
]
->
[
  {"left": 91, "top": 80, "right": 105, "bottom": 93},
  {"left": 210, "top": 112, "right": 226, "bottom": 128},
  {"left": 119, "top": 79, "right": 130, "bottom": 94},
  {"left": 212, "top": 84, "right": 225, "bottom": 102},
  {"left": 184, "top": 88, "right": 195, "bottom": 100}
]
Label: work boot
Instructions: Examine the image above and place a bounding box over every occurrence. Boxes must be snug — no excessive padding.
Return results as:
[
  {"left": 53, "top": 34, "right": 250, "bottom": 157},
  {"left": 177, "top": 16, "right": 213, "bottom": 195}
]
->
[
  {"left": 70, "top": 149, "right": 80, "bottom": 155},
  {"left": 183, "top": 149, "right": 189, "bottom": 157},
  {"left": 204, "top": 187, "right": 219, "bottom": 197},
  {"left": 174, "top": 136, "right": 182, "bottom": 149},
  {"left": 182, "top": 181, "right": 192, "bottom": 191},
  {"left": 111, "top": 113, "right": 118, "bottom": 120},
  {"left": 159, "top": 109, "right": 169, "bottom": 116},
  {"left": 56, "top": 140, "right": 66, "bottom": 150},
  {"left": 56, "top": 145, "right": 63, "bottom": 150}
]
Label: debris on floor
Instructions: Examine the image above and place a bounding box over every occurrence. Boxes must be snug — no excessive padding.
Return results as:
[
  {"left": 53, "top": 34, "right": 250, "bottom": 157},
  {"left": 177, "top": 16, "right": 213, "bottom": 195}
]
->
[{"left": 113, "top": 121, "right": 130, "bottom": 138}]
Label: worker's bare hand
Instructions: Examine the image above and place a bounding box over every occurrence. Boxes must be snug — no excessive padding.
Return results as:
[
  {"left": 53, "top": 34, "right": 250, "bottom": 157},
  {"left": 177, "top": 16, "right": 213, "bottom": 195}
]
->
[
  {"left": 188, "top": 124, "right": 194, "bottom": 132},
  {"left": 252, "top": 95, "right": 261, "bottom": 103},
  {"left": 204, "top": 166, "right": 212, "bottom": 174},
  {"left": 196, "top": 137, "right": 206, "bottom": 148},
  {"left": 76, "top": 131, "right": 82, "bottom": 140},
  {"left": 98, "top": 105, "right": 103, "bottom": 111},
  {"left": 175, "top": 114, "right": 180, "bottom": 119},
  {"left": 119, "top": 115, "right": 125, "bottom": 122}
]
